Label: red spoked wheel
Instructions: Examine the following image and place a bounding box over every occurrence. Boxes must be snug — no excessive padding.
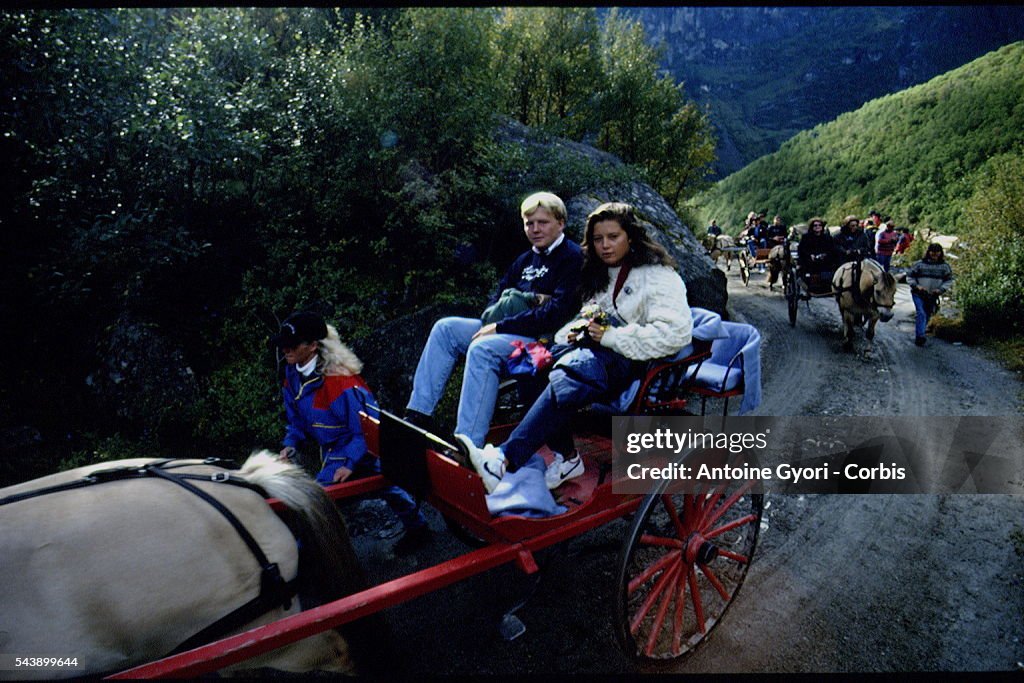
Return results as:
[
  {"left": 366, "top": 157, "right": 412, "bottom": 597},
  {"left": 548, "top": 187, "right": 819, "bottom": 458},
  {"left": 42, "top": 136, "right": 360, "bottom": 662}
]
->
[{"left": 614, "top": 470, "right": 763, "bottom": 663}]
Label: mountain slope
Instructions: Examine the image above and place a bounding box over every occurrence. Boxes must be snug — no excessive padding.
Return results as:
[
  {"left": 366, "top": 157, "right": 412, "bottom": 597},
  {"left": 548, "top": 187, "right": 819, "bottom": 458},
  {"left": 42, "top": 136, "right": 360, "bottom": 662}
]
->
[
  {"left": 694, "top": 42, "right": 1024, "bottom": 233},
  {"left": 621, "top": 7, "right": 1024, "bottom": 176}
]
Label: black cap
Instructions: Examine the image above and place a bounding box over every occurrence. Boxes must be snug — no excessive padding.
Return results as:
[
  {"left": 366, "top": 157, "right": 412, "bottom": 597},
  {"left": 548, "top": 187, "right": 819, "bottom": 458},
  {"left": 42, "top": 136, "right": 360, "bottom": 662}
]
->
[{"left": 271, "top": 312, "right": 328, "bottom": 348}]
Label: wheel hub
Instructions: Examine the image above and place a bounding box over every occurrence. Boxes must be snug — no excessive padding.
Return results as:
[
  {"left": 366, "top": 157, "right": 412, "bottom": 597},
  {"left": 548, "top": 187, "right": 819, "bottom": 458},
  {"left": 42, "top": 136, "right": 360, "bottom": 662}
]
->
[{"left": 685, "top": 532, "right": 719, "bottom": 565}]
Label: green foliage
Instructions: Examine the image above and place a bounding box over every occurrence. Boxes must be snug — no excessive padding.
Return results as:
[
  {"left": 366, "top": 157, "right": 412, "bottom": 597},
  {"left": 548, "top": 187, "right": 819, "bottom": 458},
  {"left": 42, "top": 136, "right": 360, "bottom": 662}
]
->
[
  {"left": 956, "top": 153, "right": 1024, "bottom": 336},
  {"left": 696, "top": 42, "right": 1024, "bottom": 234},
  {"left": 493, "top": 8, "right": 716, "bottom": 215},
  {"left": 0, "top": 8, "right": 715, "bottom": 472},
  {"left": 494, "top": 8, "right": 603, "bottom": 140},
  {"left": 59, "top": 433, "right": 158, "bottom": 472},
  {"left": 595, "top": 10, "right": 717, "bottom": 209}
]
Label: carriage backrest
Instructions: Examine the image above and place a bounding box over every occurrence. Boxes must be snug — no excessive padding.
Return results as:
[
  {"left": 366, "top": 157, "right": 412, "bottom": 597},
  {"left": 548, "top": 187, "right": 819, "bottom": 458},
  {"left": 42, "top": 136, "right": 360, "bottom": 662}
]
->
[
  {"left": 691, "top": 321, "right": 762, "bottom": 415},
  {"left": 359, "top": 412, "right": 380, "bottom": 457},
  {"left": 627, "top": 339, "right": 713, "bottom": 414}
]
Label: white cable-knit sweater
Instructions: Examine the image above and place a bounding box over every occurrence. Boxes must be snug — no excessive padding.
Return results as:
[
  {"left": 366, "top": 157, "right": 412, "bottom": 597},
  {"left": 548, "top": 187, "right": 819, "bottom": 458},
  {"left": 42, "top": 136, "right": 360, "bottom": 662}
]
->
[{"left": 554, "top": 264, "right": 693, "bottom": 361}]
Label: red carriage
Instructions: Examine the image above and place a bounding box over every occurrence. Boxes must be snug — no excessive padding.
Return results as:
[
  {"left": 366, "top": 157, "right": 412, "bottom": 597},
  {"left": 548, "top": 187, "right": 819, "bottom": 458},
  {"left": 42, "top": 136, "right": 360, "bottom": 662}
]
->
[
  {"left": 98, "top": 318, "right": 763, "bottom": 678},
  {"left": 0, "top": 311, "right": 762, "bottom": 679}
]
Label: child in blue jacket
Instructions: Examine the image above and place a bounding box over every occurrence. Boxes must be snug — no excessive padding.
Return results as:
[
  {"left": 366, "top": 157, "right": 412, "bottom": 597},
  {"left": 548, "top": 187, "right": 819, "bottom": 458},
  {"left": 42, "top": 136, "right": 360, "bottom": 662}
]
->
[{"left": 273, "top": 311, "right": 430, "bottom": 554}]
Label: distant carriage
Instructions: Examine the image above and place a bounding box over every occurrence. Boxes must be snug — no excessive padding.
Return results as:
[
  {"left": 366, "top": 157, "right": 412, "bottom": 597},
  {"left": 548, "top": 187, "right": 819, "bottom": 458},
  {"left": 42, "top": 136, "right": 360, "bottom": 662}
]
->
[
  {"left": 735, "top": 236, "right": 787, "bottom": 288},
  {"left": 783, "top": 250, "right": 897, "bottom": 351},
  {"left": 703, "top": 233, "right": 740, "bottom": 271},
  {"left": 782, "top": 241, "right": 836, "bottom": 327}
]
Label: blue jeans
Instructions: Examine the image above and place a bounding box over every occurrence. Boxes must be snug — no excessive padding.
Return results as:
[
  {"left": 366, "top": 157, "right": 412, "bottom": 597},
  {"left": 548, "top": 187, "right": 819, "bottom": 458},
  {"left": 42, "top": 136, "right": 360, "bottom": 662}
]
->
[
  {"left": 875, "top": 254, "right": 892, "bottom": 272},
  {"left": 501, "top": 346, "right": 638, "bottom": 470},
  {"left": 316, "top": 454, "right": 425, "bottom": 531},
  {"left": 407, "top": 316, "right": 535, "bottom": 447},
  {"left": 911, "top": 292, "right": 932, "bottom": 338}
]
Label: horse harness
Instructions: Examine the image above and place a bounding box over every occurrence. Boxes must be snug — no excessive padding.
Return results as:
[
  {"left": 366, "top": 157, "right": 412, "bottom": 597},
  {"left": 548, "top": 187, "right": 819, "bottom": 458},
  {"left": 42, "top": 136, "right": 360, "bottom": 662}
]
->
[
  {"left": 0, "top": 459, "right": 298, "bottom": 657},
  {"left": 833, "top": 259, "right": 882, "bottom": 309}
]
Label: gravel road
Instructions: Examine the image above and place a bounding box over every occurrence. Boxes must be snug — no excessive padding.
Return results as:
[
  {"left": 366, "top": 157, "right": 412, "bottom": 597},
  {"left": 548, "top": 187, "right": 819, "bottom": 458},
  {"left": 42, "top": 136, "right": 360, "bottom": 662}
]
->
[{"left": 345, "top": 265, "right": 1024, "bottom": 675}]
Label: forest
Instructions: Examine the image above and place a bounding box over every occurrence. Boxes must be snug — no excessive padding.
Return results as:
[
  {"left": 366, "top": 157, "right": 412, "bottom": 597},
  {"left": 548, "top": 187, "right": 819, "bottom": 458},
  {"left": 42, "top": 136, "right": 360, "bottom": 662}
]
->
[
  {"left": 0, "top": 8, "right": 716, "bottom": 483},
  {"left": 697, "top": 42, "right": 1024, "bottom": 234}
]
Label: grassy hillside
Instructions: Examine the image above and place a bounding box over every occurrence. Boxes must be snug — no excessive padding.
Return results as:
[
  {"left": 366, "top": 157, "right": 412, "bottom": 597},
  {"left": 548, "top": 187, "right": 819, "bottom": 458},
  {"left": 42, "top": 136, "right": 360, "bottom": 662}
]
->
[
  {"left": 695, "top": 41, "right": 1024, "bottom": 233},
  {"left": 627, "top": 7, "right": 1024, "bottom": 176}
]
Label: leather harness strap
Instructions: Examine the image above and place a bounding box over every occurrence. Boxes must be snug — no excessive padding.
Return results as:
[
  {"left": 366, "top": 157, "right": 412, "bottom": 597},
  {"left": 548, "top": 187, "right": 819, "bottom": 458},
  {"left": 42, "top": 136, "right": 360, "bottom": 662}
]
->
[
  {"left": 833, "top": 259, "right": 876, "bottom": 308},
  {"left": 1, "top": 459, "right": 298, "bottom": 657}
]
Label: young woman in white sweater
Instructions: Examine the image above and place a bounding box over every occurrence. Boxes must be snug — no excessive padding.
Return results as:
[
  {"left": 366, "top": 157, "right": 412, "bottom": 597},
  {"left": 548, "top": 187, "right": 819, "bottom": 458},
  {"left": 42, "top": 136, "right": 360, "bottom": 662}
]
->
[{"left": 457, "top": 202, "right": 693, "bottom": 493}]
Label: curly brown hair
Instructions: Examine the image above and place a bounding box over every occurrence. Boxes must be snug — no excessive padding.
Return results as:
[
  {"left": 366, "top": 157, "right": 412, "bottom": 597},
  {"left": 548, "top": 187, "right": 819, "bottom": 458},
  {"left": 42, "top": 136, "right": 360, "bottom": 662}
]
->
[{"left": 579, "top": 202, "right": 676, "bottom": 300}]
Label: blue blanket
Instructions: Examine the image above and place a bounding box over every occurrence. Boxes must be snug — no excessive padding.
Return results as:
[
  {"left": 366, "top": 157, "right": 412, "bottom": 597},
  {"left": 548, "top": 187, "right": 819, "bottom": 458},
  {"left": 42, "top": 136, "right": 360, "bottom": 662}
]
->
[{"left": 485, "top": 454, "right": 567, "bottom": 518}]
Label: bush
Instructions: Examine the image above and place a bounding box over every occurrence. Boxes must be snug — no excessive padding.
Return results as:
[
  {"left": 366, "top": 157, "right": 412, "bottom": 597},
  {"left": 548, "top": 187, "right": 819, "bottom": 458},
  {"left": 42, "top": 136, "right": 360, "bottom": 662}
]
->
[
  {"left": 957, "top": 153, "right": 1024, "bottom": 336},
  {"left": 59, "top": 433, "right": 158, "bottom": 472}
]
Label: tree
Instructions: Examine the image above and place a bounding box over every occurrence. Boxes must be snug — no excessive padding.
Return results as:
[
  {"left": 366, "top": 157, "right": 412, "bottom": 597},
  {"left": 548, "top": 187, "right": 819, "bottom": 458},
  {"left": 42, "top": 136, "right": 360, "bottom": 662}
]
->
[
  {"left": 958, "top": 153, "right": 1024, "bottom": 335},
  {"left": 494, "top": 8, "right": 603, "bottom": 140},
  {"left": 596, "top": 10, "right": 717, "bottom": 209}
]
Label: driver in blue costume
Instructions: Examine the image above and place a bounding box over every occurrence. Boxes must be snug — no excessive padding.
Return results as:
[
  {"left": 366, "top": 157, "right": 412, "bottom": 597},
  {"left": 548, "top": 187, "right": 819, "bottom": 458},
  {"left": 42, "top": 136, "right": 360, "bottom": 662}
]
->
[{"left": 274, "top": 311, "right": 430, "bottom": 554}]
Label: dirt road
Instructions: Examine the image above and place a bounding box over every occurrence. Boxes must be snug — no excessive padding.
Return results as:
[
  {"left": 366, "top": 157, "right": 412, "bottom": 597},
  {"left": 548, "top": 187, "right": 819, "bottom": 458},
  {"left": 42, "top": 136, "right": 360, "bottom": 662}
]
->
[{"left": 348, "top": 265, "right": 1024, "bottom": 675}]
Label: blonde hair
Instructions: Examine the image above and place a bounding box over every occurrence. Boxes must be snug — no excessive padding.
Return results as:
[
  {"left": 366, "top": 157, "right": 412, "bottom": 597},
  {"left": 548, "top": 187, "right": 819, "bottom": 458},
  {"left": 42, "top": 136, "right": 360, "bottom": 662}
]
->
[
  {"left": 316, "top": 324, "right": 363, "bottom": 376},
  {"left": 520, "top": 191, "right": 566, "bottom": 222}
]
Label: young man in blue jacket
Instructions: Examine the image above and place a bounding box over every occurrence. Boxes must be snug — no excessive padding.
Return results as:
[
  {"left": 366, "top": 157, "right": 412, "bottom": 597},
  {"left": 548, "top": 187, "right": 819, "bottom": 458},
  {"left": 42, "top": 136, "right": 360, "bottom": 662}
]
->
[{"left": 405, "top": 192, "right": 583, "bottom": 449}]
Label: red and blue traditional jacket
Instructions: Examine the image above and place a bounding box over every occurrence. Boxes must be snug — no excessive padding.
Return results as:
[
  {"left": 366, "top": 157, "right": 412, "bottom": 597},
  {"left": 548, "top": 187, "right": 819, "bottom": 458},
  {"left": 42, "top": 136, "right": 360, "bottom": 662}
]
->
[{"left": 281, "top": 365, "right": 379, "bottom": 473}]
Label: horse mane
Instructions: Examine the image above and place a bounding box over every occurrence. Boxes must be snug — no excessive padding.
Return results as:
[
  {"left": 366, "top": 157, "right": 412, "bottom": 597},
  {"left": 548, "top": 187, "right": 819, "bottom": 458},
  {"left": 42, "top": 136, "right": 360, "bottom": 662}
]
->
[{"left": 238, "top": 451, "right": 390, "bottom": 675}]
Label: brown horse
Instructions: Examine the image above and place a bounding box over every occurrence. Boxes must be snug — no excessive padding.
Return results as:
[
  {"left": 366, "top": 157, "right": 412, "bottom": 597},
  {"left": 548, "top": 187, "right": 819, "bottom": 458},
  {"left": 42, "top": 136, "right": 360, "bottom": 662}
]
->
[
  {"left": 765, "top": 244, "right": 787, "bottom": 291},
  {"left": 0, "top": 452, "right": 373, "bottom": 678},
  {"left": 832, "top": 258, "right": 897, "bottom": 351}
]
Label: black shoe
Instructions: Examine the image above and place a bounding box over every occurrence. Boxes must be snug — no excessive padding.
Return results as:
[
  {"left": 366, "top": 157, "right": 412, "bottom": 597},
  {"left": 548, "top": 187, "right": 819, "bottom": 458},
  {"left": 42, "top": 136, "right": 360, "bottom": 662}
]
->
[
  {"left": 393, "top": 525, "right": 433, "bottom": 556},
  {"left": 915, "top": 336, "right": 926, "bottom": 347},
  {"left": 404, "top": 409, "right": 435, "bottom": 433}
]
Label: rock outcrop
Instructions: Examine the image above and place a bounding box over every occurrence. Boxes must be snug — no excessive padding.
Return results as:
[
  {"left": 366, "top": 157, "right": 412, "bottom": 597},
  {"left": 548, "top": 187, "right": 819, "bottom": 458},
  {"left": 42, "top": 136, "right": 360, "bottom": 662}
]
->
[{"left": 357, "top": 119, "right": 725, "bottom": 411}]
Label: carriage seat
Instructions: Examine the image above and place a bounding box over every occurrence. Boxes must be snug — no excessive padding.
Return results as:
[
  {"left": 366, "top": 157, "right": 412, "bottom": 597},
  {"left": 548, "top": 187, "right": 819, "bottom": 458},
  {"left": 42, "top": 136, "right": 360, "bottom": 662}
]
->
[
  {"left": 690, "top": 321, "right": 762, "bottom": 416},
  {"left": 589, "top": 307, "right": 728, "bottom": 414}
]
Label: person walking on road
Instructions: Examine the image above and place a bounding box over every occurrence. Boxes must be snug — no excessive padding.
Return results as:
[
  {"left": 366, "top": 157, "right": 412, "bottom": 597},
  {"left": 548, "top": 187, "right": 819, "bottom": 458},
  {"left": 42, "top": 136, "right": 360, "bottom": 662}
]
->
[{"left": 906, "top": 243, "right": 954, "bottom": 347}]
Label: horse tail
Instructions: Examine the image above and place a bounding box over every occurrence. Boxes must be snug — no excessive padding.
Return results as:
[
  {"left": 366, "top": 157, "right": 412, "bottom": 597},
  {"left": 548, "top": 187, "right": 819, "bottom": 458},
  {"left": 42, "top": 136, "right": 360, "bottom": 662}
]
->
[{"left": 238, "top": 451, "right": 391, "bottom": 675}]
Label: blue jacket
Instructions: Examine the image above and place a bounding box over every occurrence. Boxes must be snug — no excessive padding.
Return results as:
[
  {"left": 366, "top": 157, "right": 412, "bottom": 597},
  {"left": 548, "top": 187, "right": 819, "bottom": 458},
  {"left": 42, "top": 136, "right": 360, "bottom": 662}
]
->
[
  {"left": 491, "top": 238, "right": 583, "bottom": 339},
  {"left": 281, "top": 365, "right": 379, "bottom": 472}
]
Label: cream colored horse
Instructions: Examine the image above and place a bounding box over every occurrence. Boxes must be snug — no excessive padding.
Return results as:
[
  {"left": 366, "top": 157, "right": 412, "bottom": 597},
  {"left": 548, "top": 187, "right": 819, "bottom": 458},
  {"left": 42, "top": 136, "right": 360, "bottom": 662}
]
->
[
  {"left": 832, "top": 258, "right": 897, "bottom": 351},
  {"left": 703, "top": 233, "right": 738, "bottom": 270},
  {"left": 0, "top": 452, "right": 369, "bottom": 679}
]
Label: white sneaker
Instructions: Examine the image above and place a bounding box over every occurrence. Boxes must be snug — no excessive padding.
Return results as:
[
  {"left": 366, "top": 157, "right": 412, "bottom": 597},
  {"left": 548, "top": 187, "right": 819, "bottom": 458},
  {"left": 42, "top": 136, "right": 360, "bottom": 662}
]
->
[
  {"left": 545, "top": 452, "right": 584, "bottom": 490},
  {"left": 454, "top": 434, "right": 506, "bottom": 494}
]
